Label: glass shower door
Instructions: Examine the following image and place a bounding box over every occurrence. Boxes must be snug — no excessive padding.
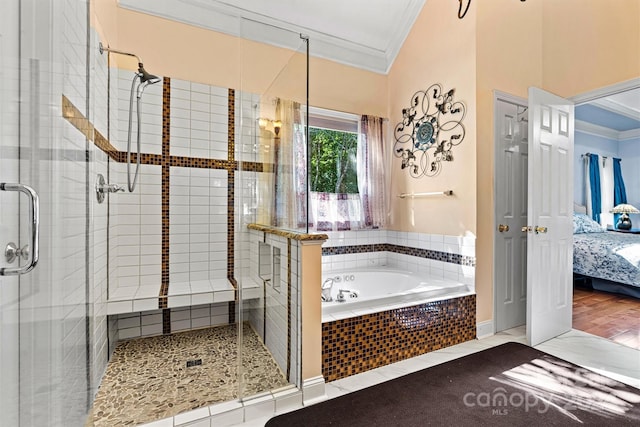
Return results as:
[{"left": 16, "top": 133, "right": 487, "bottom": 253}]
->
[
  {"left": 0, "top": 1, "right": 22, "bottom": 424},
  {"left": 0, "top": 1, "right": 91, "bottom": 426}
]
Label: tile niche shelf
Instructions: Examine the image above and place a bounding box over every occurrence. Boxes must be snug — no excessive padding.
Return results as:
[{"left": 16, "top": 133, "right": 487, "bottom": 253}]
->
[{"left": 106, "top": 277, "right": 262, "bottom": 315}]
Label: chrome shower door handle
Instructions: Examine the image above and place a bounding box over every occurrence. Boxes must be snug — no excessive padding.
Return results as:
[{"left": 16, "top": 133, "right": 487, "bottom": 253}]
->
[{"left": 0, "top": 183, "right": 40, "bottom": 276}]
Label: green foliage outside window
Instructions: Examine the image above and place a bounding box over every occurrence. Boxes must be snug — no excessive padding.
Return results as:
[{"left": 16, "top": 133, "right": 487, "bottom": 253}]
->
[{"left": 309, "top": 127, "right": 359, "bottom": 194}]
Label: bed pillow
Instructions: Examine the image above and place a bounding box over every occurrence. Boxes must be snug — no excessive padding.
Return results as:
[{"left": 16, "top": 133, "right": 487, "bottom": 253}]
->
[{"left": 573, "top": 213, "right": 605, "bottom": 234}]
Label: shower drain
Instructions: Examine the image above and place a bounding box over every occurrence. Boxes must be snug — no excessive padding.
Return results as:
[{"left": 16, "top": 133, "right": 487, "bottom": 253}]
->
[{"left": 186, "top": 359, "right": 202, "bottom": 368}]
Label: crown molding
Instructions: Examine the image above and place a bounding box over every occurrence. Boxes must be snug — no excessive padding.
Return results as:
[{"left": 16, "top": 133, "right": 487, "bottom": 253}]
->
[
  {"left": 575, "top": 120, "right": 621, "bottom": 140},
  {"left": 570, "top": 77, "right": 640, "bottom": 104},
  {"left": 592, "top": 97, "right": 640, "bottom": 122},
  {"left": 618, "top": 128, "right": 640, "bottom": 141},
  {"left": 576, "top": 119, "right": 640, "bottom": 141},
  {"left": 119, "top": 0, "right": 424, "bottom": 75}
]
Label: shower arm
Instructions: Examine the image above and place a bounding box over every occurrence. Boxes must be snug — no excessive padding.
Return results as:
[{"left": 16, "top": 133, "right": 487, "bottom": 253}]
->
[{"left": 99, "top": 42, "right": 145, "bottom": 71}]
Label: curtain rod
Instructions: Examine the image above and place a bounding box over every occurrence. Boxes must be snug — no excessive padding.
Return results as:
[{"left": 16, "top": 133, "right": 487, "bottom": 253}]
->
[
  {"left": 581, "top": 153, "right": 621, "bottom": 162},
  {"left": 398, "top": 190, "right": 454, "bottom": 199}
]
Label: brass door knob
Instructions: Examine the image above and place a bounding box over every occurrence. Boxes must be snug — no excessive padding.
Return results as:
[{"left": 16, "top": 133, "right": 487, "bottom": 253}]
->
[
  {"left": 498, "top": 224, "right": 510, "bottom": 232},
  {"left": 535, "top": 226, "right": 548, "bottom": 234},
  {"left": 522, "top": 226, "right": 532, "bottom": 233}
]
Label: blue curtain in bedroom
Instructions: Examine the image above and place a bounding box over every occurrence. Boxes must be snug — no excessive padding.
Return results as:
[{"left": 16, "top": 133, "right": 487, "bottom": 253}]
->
[
  {"left": 613, "top": 158, "right": 627, "bottom": 205},
  {"left": 589, "top": 153, "right": 601, "bottom": 223}
]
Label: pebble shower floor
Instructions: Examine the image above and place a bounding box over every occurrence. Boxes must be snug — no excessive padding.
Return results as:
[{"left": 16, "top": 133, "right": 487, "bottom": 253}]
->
[{"left": 89, "top": 323, "right": 289, "bottom": 426}]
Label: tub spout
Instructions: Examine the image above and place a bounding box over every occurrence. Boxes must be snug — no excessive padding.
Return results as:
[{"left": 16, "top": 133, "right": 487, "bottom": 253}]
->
[{"left": 321, "top": 278, "right": 334, "bottom": 302}]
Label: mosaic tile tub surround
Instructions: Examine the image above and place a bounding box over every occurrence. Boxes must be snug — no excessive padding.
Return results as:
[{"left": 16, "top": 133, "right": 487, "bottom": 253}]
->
[{"left": 322, "top": 294, "right": 476, "bottom": 381}]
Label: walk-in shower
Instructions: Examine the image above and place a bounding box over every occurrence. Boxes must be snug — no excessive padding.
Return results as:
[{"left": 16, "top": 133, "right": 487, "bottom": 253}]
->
[{"left": 99, "top": 42, "right": 161, "bottom": 192}]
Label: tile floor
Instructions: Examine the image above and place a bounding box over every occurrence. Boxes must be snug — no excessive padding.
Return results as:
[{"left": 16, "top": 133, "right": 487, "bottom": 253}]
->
[
  {"left": 237, "top": 327, "right": 640, "bottom": 426},
  {"left": 90, "top": 323, "right": 289, "bottom": 426}
]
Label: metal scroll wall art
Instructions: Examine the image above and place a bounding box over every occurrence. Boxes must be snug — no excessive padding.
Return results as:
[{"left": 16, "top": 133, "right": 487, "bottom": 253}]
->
[{"left": 393, "top": 84, "right": 467, "bottom": 178}]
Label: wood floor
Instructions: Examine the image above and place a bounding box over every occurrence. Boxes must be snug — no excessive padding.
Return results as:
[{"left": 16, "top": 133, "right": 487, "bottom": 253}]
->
[{"left": 573, "top": 287, "right": 640, "bottom": 350}]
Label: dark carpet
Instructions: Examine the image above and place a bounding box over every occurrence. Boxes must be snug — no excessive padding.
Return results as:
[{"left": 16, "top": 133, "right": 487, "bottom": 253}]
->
[{"left": 266, "top": 342, "right": 640, "bottom": 426}]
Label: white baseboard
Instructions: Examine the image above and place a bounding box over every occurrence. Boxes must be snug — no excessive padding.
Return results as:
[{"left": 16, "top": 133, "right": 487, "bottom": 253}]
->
[
  {"left": 476, "top": 320, "right": 495, "bottom": 339},
  {"left": 302, "top": 376, "right": 327, "bottom": 406}
]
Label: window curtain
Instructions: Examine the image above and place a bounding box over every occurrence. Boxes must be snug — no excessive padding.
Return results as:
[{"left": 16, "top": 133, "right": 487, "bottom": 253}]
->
[
  {"left": 613, "top": 158, "right": 627, "bottom": 205},
  {"left": 586, "top": 153, "right": 601, "bottom": 223},
  {"left": 273, "top": 99, "right": 307, "bottom": 230},
  {"left": 600, "top": 156, "right": 614, "bottom": 221},
  {"left": 358, "top": 115, "right": 388, "bottom": 228},
  {"left": 308, "top": 192, "right": 363, "bottom": 231}
]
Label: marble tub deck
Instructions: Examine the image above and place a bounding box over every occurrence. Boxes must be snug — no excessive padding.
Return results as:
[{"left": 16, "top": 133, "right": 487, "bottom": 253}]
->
[{"left": 90, "top": 323, "right": 289, "bottom": 426}]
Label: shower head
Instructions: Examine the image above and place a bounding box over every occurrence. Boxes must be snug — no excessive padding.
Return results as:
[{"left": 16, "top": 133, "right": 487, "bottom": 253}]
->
[{"left": 138, "top": 63, "right": 160, "bottom": 84}]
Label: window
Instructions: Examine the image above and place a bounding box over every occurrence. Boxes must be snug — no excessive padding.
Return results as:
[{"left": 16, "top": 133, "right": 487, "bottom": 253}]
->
[
  {"left": 307, "top": 108, "right": 363, "bottom": 231},
  {"left": 309, "top": 127, "right": 358, "bottom": 194}
]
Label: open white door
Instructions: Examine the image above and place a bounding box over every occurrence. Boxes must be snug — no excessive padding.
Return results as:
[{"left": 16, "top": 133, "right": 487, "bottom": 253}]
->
[{"left": 526, "top": 87, "right": 574, "bottom": 346}]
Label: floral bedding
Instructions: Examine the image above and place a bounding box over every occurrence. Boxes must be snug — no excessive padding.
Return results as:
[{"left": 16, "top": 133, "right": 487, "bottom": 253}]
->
[{"left": 573, "top": 231, "right": 640, "bottom": 287}]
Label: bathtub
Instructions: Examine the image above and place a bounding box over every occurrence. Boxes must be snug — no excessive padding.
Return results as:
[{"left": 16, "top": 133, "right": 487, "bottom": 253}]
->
[{"left": 321, "top": 268, "right": 473, "bottom": 322}]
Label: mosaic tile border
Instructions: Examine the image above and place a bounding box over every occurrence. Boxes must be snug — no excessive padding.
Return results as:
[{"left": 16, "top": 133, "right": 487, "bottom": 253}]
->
[
  {"left": 227, "top": 89, "right": 236, "bottom": 324},
  {"left": 322, "top": 243, "right": 476, "bottom": 267},
  {"left": 161, "top": 78, "right": 171, "bottom": 329},
  {"left": 321, "top": 294, "right": 476, "bottom": 382}
]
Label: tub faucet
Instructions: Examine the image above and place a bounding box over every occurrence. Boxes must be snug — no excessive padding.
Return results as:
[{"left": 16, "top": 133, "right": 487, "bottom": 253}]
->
[
  {"left": 321, "top": 278, "right": 334, "bottom": 302},
  {"left": 336, "top": 289, "right": 359, "bottom": 303}
]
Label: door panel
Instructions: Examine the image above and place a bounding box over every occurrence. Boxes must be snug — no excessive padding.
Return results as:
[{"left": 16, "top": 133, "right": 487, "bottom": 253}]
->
[
  {"left": 495, "top": 97, "right": 528, "bottom": 332},
  {"left": 1, "top": 1, "right": 91, "bottom": 426},
  {"left": 526, "top": 87, "right": 574, "bottom": 346},
  {"left": 0, "top": 0, "right": 22, "bottom": 424}
]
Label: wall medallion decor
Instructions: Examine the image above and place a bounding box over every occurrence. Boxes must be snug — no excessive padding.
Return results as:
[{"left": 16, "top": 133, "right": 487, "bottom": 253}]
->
[{"left": 394, "top": 84, "right": 466, "bottom": 178}]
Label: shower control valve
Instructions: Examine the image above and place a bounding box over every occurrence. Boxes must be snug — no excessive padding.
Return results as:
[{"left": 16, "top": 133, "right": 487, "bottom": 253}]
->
[{"left": 96, "top": 173, "right": 125, "bottom": 204}]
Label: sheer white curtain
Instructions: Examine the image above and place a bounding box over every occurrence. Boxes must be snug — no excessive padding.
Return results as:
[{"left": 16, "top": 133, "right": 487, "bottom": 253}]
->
[
  {"left": 599, "top": 156, "right": 614, "bottom": 226},
  {"left": 272, "top": 99, "right": 307, "bottom": 230},
  {"left": 308, "top": 192, "right": 363, "bottom": 231},
  {"left": 358, "top": 115, "right": 388, "bottom": 228}
]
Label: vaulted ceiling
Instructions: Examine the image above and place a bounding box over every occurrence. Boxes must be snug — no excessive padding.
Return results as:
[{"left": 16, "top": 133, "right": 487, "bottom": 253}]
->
[{"left": 119, "top": 0, "right": 426, "bottom": 74}]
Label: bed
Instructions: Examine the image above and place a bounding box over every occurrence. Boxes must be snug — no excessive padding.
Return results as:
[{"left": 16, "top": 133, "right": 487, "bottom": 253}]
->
[{"left": 573, "top": 212, "right": 640, "bottom": 298}]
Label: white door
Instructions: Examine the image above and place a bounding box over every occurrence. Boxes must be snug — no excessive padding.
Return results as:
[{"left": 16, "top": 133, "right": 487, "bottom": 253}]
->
[
  {"left": 494, "top": 97, "right": 528, "bottom": 332},
  {"left": 526, "top": 87, "right": 574, "bottom": 346}
]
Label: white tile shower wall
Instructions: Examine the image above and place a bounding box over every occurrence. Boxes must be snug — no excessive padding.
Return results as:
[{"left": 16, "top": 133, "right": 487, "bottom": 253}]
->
[
  {"left": 113, "top": 303, "right": 230, "bottom": 340},
  {"left": 236, "top": 91, "right": 260, "bottom": 163},
  {"left": 89, "top": 27, "right": 113, "bottom": 398},
  {"left": 290, "top": 240, "right": 301, "bottom": 387},
  {"left": 322, "top": 230, "right": 476, "bottom": 288},
  {"left": 235, "top": 91, "right": 261, "bottom": 282},
  {"left": 115, "top": 69, "right": 163, "bottom": 154},
  {"left": 170, "top": 78, "right": 229, "bottom": 159},
  {"left": 246, "top": 232, "right": 298, "bottom": 382},
  {"left": 109, "top": 163, "right": 162, "bottom": 297},
  {"left": 169, "top": 167, "right": 228, "bottom": 285},
  {"left": 62, "top": 0, "right": 87, "bottom": 113}
]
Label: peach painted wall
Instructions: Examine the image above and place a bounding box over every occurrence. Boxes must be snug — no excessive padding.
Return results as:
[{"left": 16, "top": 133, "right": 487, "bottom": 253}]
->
[
  {"left": 475, "top": 0, "right": 640, "bottom": 323},
  {"left": 92, "top": 0, "right": 388, "bottom": 117},
  {"left": 475, "top": 0, "right": 544, "bottom": 324},
  {"left": 387, "top": 0, "right": 477, "bottom": 236},
  {"left": 541, "top": 0, "right": 640, "bottom": 97}
]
